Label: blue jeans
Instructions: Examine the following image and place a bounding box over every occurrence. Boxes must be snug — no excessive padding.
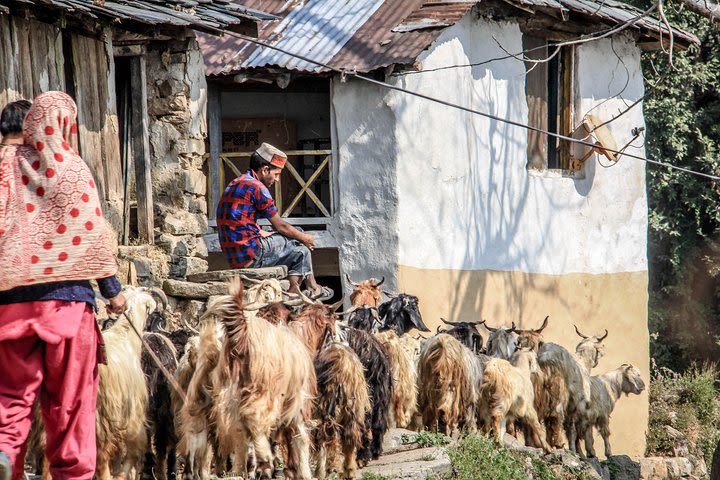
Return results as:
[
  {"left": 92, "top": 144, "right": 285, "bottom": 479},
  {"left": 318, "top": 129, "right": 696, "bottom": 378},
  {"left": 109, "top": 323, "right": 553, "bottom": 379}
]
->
[{"left": 250, "top": 234, "right": 313, "bottom": 277}]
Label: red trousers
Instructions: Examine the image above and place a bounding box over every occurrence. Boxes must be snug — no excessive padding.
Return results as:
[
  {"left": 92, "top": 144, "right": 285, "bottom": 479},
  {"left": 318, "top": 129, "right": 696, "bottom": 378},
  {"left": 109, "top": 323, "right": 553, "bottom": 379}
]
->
[{"left": 0, "top": 301, "right": 100, "bottom": 480}]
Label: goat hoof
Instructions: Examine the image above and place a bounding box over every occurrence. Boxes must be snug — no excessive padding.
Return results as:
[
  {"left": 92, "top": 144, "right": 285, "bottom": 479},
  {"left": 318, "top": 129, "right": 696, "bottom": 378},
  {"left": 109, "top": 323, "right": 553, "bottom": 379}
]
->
[{"left": 272, "top": 468, "right": 285, "bottom": 478}]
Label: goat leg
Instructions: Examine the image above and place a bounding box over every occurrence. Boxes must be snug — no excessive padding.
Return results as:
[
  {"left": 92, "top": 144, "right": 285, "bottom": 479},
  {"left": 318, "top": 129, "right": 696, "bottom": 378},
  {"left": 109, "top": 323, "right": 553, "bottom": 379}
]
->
[{"left": 598, "top": 420, "right": 612, "bottom": 458}]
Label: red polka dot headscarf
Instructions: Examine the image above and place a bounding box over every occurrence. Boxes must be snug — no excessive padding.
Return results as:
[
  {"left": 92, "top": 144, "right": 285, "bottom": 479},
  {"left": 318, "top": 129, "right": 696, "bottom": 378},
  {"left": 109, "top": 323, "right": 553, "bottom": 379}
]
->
[{"left": 0, "top": 91, "right": 117, "bottom": 291}]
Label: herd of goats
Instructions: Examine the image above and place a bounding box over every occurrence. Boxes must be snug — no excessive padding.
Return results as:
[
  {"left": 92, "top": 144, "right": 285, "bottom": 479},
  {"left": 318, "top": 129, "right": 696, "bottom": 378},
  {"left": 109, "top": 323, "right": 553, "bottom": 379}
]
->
[{"left": 25, "top": 275, "right": 646, "bottom": 480}]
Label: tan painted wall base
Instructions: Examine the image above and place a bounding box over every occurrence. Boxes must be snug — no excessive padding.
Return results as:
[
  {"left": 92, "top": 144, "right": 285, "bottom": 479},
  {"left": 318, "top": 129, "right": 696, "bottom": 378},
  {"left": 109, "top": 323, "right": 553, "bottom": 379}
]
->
[{"left": 398, "top": 265, "right": 650, "bottom": 458}]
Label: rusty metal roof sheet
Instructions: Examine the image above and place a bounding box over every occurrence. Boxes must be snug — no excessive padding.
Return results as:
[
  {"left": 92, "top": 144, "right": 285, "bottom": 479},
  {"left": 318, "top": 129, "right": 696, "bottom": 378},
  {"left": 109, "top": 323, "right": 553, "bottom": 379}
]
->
[
  {"left": 199, "top": 0, "right": 698, "bottom": 76},
  {"left": 0, "top": 0, "right": 275, "bottom": 35}
]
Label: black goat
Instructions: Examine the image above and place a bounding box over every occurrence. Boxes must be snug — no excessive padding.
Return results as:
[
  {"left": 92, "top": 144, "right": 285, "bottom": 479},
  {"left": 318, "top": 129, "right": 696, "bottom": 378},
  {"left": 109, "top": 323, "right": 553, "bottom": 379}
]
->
[
  {"left": 347, "top": 306, "right": 380, "bottom": 333},
  {"left": 346, "top": 328, "right": 393, "bottom": 462},
  {"left": 437, "top": 318, "right": 485, "bottom": 355},
  {"left": 140, "top": 332, "right": 178, "bottom": 480},
  {"left": 378, "top": 294, "right": 429, "bottom": 335}
]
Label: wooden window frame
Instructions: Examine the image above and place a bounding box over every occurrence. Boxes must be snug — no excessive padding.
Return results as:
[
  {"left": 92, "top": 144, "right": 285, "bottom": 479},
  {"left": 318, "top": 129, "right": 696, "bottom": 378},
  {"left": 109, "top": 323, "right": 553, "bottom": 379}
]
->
[{"left": 524, "top": 35, "right": 575, "bottom": 172}]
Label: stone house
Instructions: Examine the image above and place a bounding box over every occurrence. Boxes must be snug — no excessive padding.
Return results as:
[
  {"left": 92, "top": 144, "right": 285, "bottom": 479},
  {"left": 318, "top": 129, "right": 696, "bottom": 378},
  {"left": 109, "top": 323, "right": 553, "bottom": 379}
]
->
[
  {"left": 0, "top": 0, "right": 272, "bottom": 285},
  {"left": 198, "top": 0, "right": 698, "bottom": 456}
]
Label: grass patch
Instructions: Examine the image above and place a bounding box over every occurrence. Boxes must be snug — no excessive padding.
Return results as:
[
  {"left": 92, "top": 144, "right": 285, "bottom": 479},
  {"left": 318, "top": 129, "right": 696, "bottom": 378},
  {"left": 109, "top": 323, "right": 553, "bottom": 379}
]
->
[
  {"left": 420, "top": 454, "right": 437, "bottom": 461},
  {"left": 446, "top": 434, "right": 597, "bottom": 480},
  {"left": 401, "top": 430, "right": 452, "bottom": 447},
  {"left": 361, "top": 473, "right": 386, "bottom": 480},
  {"left": 646, "top": 362, "right": 720, "bottom": 466}
]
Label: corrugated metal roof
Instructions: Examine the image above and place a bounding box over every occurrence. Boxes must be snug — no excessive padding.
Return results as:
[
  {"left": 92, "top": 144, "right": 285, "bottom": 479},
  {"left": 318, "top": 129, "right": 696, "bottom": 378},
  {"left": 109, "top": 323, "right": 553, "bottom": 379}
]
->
[
  {"left": 199, "top": 0, "right": 699, "bottom": 76},
  {"left": 0, "top": 0, "right": 275, "bottom": 34}
]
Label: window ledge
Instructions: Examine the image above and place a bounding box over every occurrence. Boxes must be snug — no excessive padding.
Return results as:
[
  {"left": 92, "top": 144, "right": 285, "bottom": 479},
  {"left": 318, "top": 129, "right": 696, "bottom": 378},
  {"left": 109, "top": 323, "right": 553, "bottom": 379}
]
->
[{"left": 527, "top": 168, "right": 586, "bottom": 180}]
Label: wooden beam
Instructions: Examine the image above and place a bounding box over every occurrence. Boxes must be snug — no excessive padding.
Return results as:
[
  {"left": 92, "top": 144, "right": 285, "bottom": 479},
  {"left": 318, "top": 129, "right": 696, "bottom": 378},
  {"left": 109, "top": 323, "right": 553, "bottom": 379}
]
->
[
  {"left": 208, "top": 84, "right": 222, "bottom": 220},
  {"left": 129, "top": 55, "right": 154, "bottom": 244},
  {"left": 113, "top": 44, "right": 146, "bottom": 57}
]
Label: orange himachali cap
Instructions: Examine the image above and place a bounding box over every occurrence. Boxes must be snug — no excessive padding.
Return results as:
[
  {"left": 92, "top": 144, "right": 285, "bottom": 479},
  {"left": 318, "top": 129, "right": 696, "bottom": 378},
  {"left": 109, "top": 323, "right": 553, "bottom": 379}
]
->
[{"left": 256, "top": 142, "right": 287, "bottom": 169}]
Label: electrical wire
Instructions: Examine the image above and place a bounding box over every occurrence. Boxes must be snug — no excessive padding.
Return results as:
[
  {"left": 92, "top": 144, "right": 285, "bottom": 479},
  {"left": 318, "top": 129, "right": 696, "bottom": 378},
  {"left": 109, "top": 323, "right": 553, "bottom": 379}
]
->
[{"left": 171, "top": 8, "right": 720, "bottom": 181}]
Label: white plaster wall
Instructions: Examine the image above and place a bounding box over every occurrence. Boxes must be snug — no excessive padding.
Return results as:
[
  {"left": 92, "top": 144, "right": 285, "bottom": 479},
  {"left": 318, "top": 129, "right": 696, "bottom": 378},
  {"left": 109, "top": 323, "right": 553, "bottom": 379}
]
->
[
  {"left": 330, "top": 78, "right": 400, "bottom": 292},
  {"left": 389, "top": 16, "right": 648, "bottom": 276}
]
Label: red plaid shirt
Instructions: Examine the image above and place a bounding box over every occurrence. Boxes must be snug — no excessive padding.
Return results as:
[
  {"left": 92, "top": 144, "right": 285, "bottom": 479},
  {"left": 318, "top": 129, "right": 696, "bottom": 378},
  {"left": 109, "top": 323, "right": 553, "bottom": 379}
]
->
[{"left": 216, "top": 170, "right": 278, "bottom": 268}]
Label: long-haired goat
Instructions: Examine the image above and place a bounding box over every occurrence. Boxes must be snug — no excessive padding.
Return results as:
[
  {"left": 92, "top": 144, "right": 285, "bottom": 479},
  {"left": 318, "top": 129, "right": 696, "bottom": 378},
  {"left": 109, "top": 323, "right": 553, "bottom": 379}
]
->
[
  {"left": 437, "top": 318, "right": 484, "bottom": 355},
  {"left": 479, "top": 348, "right": 550, "bottom": 452},
  {"left": 96, "top": 286, "right": 163, "bottom": 480},
  {"left": 535, "top": 330, "right": 606, "bottom": 452},
  {"left": 573, "top": 325, "right": 608, "bottom": 371},
  {"left": 515, "top": 316, "right": 549, "bottom": 352},
  {"left": 346, "top": 328, "right": 393, "bottom": 462},
  {"left": 374, "top": 294, "right": 429, "bottom": 429},
  {"left": 212, "top": 279, "right": 315, "bottom": 479},
  {"left": 177, "top": 320, "right": 225, "bottom": 480},
  {"left": 577, "top": 364, "right": 645, "bottom": 458},
  {"left": 417, "top": 334, "right": 482, "bottom": 435},
  {"left": 483, "top": 321, "right": 518, "bottom": 359},
  {"left": 313, "top": 342, "right": 371, "bottom": 480},
  {"left": 140, "top": 332, "right": 178, "bottom": 480}
]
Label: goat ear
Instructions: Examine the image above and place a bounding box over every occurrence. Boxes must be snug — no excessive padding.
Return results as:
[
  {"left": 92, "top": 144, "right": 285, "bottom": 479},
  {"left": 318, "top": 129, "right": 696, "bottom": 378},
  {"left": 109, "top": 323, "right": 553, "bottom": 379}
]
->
[{"left": 410, "top": 312, "right": 430, "bottom": 332}]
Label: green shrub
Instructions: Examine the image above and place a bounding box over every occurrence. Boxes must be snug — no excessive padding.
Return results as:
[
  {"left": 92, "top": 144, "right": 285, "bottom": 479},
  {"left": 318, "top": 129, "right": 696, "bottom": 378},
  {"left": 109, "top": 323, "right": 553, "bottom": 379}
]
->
[
  {"left": 401, "top": 430, "right": 452, "bottom": 448},
  {"left": 646, "top": 362, "right": 720, "bottom": 466},
  {"left": 361, "top": 473, "right": 386, "bottom": 480}
]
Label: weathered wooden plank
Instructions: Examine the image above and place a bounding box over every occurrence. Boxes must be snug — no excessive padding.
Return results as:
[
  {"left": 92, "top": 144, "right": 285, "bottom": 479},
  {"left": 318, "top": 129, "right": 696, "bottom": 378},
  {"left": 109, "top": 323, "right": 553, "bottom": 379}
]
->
[
  {"left": 46, "top": 21, "right": 64, "bottom": 91},
  {"left": 523, "top": 34, "right": 548, "bottom": 171},
  {"left": 99, "top": 30, "right": 123, "bottom": 207},
  {"left": 0, "top": 14, "right": 16, "bottom": 106},
  {"left": 129, "top": 55, "right": 154, "bottom": 244},
  {"left": 11, "top": 16, "right": 34, "bottom": 101},
  {"left": 208, "top": 84, "right": 221, "bottom": 219},
  {"left": 559, "top": 45, "right": 574, "bottom": 170},
  {"left": 71, "top": 32, "right": 108, "bottom": 201},
  {"left": 187, "top": 266, "right": 288, "bottom": 283},
  {"left": 29, "top": 20, "right": 50, "bottom": 94}
]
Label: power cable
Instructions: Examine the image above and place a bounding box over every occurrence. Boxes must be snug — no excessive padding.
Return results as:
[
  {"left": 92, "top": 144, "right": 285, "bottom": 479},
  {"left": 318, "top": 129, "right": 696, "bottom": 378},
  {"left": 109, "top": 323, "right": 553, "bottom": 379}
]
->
[{"left": 179, "top": 8, "right": 720, "bottom": 181}]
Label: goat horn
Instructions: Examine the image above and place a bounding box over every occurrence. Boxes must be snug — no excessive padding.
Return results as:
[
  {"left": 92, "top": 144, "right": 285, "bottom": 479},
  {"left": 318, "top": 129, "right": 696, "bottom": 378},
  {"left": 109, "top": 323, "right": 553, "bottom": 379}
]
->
[
  {"left": 482, "top": 320, "right": 497, "bottom": 332},
  {"left": 283, "top": 298, "right": 306, "bottom": 307},
  {"left": 436, "top": 325, "right": 445, "bottom": 334},
  {"left": 375, "top": 276, "right": 385, "bottom": 287},
  {"left": 330, "top": 298, "right": 344, "bottom": 312},
  {"left": 140, "top": 286, "right": 168, "bottom": 312},
  {"left": 596, "top": 329, "right": 609, "bottom": 342},
  {"left": 238, "top": 274, "right": 262, "bottom": 285},
  {"left": 345, "top": 274, "right": 360, "bottom": 287},
  {"left": 414, "top": 334, "right": 423, "bottom": 341},
  {"left": 574, "top": 324, "right": 589, "bottom": 339},
  {"left": 534, "top": 316, "right": 549, "bottom": 333},
  {"left": 336, "top": 306, "right": 359, "bottom": 316},
  {"left": 440, "top": 317, "right": 464, "bottom": 326},
  {"left": 509, "top": 322, "right": 516, "bottom": 332},
  {"left": 384, "top": 291, "right": 399, "bottom": 299},
  {"left": 181, "top": 317, "right": 200, "bottom": 335}
]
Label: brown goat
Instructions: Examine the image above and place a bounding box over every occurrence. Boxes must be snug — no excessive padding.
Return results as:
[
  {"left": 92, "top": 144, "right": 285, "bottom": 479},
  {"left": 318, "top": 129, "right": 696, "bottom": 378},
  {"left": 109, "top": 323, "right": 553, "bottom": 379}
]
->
[
  {"left": 313, "top": 343, "right": 371, "bottom": 480},
  {"left": 347, "top": 274, "right": 385, "bottom": 307},
  {"left": 515, "top": 316, "right": 549, "bottom": 352},
  {"left": 375, "top": 329, "right": 418, "bottom": 429},
  {"left": 418, "top": 334, "right": 481, "bottom": 435},
  {"left": 212, "top": 279, "right": 315, "bottom": 479}
]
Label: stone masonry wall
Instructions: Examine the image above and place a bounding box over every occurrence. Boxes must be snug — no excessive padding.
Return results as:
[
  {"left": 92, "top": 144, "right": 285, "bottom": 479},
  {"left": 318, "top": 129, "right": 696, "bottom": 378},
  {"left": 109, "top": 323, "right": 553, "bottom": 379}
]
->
[{"left": 144, "top": 36, "right": 209, "bottom": 282}]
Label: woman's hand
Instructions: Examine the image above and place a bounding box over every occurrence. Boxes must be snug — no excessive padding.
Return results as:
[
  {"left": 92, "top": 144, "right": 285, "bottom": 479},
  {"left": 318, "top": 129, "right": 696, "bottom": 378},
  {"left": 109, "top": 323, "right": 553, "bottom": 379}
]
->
[{"left": 107, "top": 293, "right": 127, "bottom": 315}]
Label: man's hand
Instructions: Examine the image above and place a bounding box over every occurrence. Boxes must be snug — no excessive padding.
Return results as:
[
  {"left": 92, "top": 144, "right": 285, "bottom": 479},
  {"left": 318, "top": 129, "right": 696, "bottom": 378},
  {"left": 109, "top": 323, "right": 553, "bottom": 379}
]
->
[
  {"left": 259, "top": 228, "right": 273, "bottom": 238},
  {"left": 301, "top": 233, "right": 316, "bottom": 251},
  {"left": 107, "top": 293, "right": 127, "bottom": 315}
]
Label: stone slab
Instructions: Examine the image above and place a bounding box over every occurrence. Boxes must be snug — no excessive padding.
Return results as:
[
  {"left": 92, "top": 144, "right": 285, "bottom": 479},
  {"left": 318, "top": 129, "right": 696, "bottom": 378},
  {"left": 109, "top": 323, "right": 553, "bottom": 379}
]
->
[
  {"left": 360, "top": 447, "right": 451, "bottom": 479},
  {"left": 163, "top": 279, "right": 229, "bottom": 299},
  {"left": 187, "top": 266, "right": 288, "bottom": 283}
]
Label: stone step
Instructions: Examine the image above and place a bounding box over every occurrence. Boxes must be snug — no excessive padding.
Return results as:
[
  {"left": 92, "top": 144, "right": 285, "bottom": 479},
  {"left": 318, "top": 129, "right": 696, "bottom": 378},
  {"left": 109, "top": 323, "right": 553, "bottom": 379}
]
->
[
  {"left": 360, "top": 446, "right": 451, "bottom": 479},
  {"left": 187, "top": 266, "right": 288, "bottom": 283}
]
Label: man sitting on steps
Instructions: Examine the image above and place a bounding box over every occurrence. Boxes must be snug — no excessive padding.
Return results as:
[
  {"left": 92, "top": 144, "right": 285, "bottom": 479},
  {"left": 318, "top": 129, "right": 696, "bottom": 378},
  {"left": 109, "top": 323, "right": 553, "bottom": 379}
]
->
[{"left": 216, "top": 143, "right": 333, "bottom": 301}]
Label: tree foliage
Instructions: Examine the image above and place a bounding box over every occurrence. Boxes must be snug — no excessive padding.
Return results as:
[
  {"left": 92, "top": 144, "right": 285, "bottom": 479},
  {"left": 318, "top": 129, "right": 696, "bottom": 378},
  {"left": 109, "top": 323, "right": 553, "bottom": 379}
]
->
[{"left": 633, "top": 3, "right": 720, "bottom": 369}]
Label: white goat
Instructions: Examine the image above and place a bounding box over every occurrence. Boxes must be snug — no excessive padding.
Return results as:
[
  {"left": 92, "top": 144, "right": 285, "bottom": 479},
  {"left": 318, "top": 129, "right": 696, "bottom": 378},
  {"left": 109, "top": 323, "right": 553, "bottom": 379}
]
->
[
  {"left": 480, "top": 348, "right": 550, "bottom": 452},
  {"left": 96, "top": 286, "right": 163, "bottom": 480},
  {"left": 577, "top": 364, "right": 645, "bottom": 458}
]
